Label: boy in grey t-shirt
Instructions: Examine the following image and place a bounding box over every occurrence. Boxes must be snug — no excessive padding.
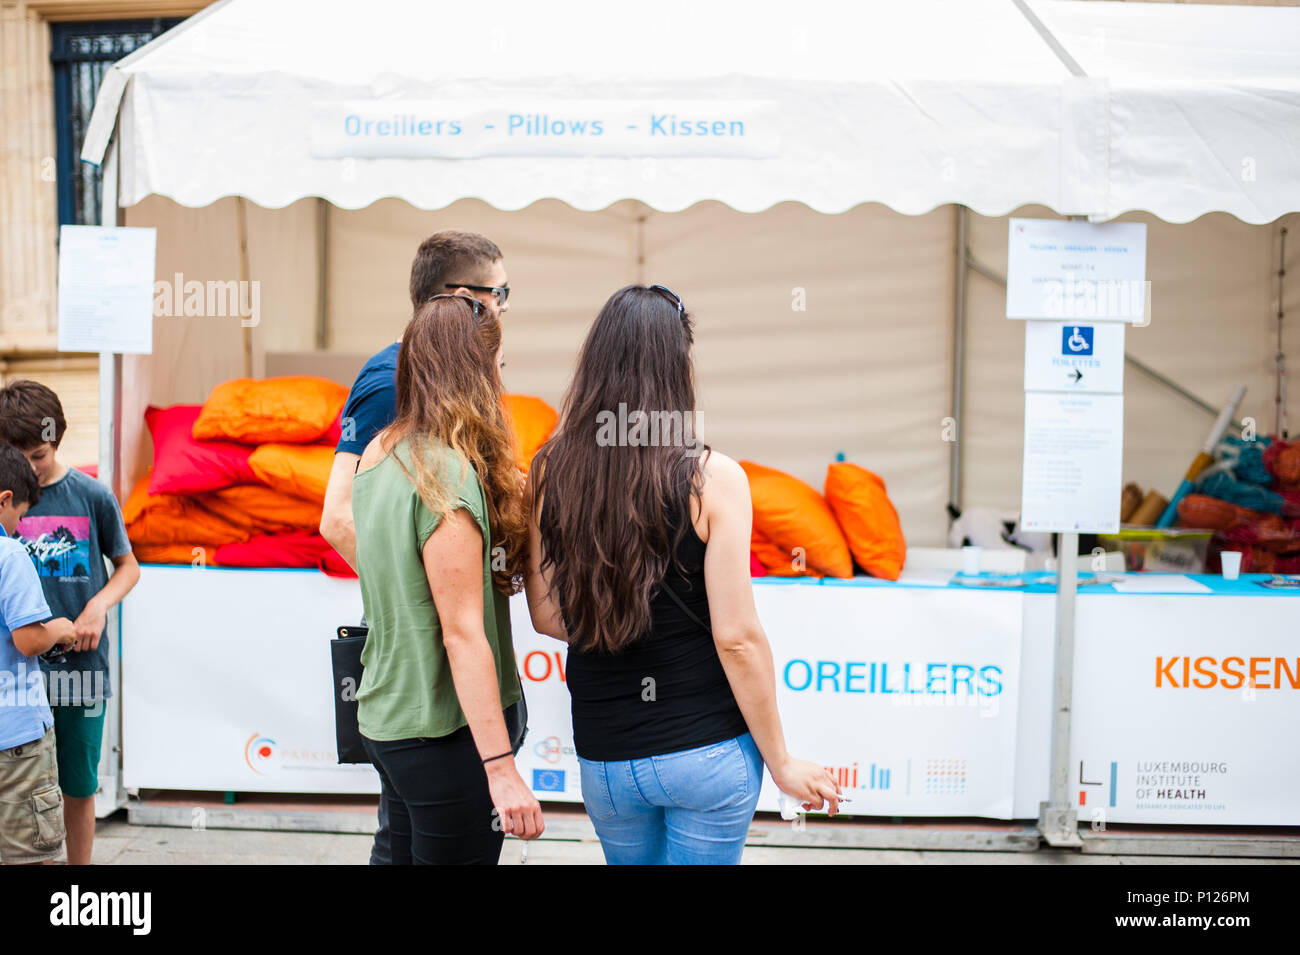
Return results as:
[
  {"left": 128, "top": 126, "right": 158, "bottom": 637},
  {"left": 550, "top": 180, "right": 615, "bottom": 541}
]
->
[{"left": 0, "top": 381, "right": 139, "bottom": 866}]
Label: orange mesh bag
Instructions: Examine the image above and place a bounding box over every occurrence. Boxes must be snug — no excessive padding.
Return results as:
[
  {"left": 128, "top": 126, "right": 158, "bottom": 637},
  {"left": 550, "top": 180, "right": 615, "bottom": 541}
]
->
[
  {"left": 248, "top": 444, "right": 335, "bottom": 505},
  {"left": 739, "top": 461, "right": 852, "bottom": 579},
  {"left": 123, "top": 474, "right": 249, "bottom": 547},
  {"left": 132, "top": 543, "right": 219, "bottom": 566},
  {"left": 193, "top": 376, "right": 348, "bottom": 444},
  {"left": 502, "top": 394, "right": 559, "bottom": 473},
  {"left": 824, "top": 462, "right": 906, "bottom": 581},
  {"left": 1264, "top": 440, "right": 1300, "bottom": 485},
  {"left": 1175, "top": 494, "right": 1242, "bottom": 532},
  {"left": 196, "top": 484, "right": 324, "bottom": 535}
]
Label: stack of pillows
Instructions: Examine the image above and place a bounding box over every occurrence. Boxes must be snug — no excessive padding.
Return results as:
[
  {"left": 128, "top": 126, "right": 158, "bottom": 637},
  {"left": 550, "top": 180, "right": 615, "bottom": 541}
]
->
[
  {"left": 124, "top": 376, "right": 558, "bottom": 576},
  {"left": 125, "top": 374, "right": 900, "bottom": 582},
  {"left": 743, "top": 460, "right": 906, "bottom": 581}
]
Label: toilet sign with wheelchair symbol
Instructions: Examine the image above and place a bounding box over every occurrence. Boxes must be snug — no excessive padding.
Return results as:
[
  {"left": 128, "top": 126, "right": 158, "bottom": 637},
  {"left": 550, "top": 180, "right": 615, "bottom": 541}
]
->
[
  {"left": 1063, "top": 324, "right": 1093, "bottom": 356},
  {"left": 1024, "top": 320, "right": 1124, "bottom": 394}
]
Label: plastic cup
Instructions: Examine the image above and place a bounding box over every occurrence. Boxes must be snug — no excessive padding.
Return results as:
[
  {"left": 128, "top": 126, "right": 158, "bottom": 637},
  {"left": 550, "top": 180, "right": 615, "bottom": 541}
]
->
[
  {"left": 1220, "top": 551, "right": 1242, "bottom": 581},
  {"left": 962, "top": 545, "right": 982, "bottom": 576}
]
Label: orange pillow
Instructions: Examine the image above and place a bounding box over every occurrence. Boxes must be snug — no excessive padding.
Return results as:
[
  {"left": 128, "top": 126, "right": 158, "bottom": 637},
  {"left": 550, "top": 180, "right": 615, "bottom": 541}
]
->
[
  {"left": 503, "top": 394, "right": 558, "bottom": 473},
  {"left": 124, "top": 474, "right": 250, "bottom": 547},
  {"left": 248, "top": 444, "right": 335, "bottom": 505},
  {"left": 193, "top": 376, "right": 348, "bottom": 444},
  {"left": 740, "top": 461, "right": 852, "bottom": 579},
  {"left": 824, "top": 462, "right": 906, "bottom": 581},
  {"left": 196, "top": 484, "right": 323, "bottom": 535},
  {"left": 133, "top": 543, "right": 219, "bottom": 566}
]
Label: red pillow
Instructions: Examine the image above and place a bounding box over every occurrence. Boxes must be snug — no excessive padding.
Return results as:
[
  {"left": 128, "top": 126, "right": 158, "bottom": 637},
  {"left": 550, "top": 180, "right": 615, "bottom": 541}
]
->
[
  {"left": 214, "top": 532, "right": 334, "bottom": 568},
  {"left": 319, "top": 548, "right": 358, "bottom": 579},
  {"left": 145, "top": 405, "right": 259, "bottom": 496},
  {"left": 320, "top": 413, "right": 343, "bottom": 448}
]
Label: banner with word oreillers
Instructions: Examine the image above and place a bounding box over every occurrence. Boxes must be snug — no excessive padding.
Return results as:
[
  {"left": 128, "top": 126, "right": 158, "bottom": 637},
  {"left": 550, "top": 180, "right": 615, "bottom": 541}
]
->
[{"left": 512, "top": 583, "right": 1025, "bottom": 819}]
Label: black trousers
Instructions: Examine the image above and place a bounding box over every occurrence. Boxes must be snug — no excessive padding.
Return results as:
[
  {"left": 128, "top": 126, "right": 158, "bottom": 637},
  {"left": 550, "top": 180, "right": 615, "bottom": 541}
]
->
[{"left": 361, "top": 728, "right": 504, "bottom": 865}]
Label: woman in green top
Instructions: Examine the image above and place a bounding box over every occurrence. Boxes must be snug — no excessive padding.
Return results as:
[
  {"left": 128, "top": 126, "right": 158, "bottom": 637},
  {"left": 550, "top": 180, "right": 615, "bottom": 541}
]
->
[{"left": 352, "top": 293, "right": 543, "bottom": 864}]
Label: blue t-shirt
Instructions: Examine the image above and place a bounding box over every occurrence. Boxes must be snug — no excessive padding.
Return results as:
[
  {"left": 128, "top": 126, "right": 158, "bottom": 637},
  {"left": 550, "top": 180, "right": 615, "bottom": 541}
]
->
[
  {"left": 14, "top": 467, "right": 131, "bottom": 705},
  {"left": 337, "top": 343, "right": 399, "bottom": 457},
  {"left": 0, "top": 536, "right": 55, "bottom": 750}
]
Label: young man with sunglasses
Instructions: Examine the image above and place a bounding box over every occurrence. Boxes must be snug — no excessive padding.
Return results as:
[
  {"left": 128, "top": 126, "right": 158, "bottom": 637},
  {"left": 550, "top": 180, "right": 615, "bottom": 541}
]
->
[
  {"left": 321, "top": 230, "right": 510, "bottom": 572},
  {"left": 320, "top": 229, "right": 510, "bottom": 865}
]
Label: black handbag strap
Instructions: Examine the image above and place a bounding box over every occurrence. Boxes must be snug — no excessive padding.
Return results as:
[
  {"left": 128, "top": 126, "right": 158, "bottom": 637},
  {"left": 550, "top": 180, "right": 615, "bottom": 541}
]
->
[{"left": 659, "top": 576, "right": 712, "bottom": 637}]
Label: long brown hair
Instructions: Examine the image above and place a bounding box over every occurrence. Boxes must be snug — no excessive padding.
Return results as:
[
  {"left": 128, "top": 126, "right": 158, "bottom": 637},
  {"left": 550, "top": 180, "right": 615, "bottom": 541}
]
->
[
  {"left": 531, "top": 285, "right": 708, "bottom": 653},
  {"left": 385, "top": 296, "right": 525, "bottom": 595}
]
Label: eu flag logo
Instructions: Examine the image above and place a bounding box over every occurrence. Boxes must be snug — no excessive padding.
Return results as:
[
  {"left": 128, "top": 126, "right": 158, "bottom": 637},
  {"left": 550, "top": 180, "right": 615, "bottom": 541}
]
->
[{"left": 533, "top": 769, "right": 566, "bottom": 792}]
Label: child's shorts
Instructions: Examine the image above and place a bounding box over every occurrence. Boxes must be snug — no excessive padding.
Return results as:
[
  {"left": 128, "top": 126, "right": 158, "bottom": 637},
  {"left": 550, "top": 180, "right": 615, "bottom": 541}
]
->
[
  {"left": 51, "top": 702, "right": 107, "bottom": 799},
  {"left": 0, "top": 727, "right": 66, "bottom": 864}
]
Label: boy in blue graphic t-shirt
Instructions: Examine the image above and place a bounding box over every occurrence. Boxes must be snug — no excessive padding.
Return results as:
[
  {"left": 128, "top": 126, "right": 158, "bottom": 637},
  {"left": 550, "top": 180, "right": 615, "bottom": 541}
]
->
[
  {"left": 0, "top": 441, "right": 77, "bottom": 864},
  {"left": 0, "top": 382, "right": 139, "bottom": 866}
]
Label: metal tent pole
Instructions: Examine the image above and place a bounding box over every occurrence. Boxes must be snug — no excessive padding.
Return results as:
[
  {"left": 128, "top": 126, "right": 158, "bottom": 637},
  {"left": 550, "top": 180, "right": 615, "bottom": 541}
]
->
[
  {"left": 95, "top": 135, "right": 127, "bottom": 818},
  {"left": 1036, "top": 211, "right": 1095, "bottom": 848},
  {"left": 948, "top": 205, "right": 968, "bottom": 519},
  {"left": 1038, "top": 530, "right": 1082, "bottom": 846}
]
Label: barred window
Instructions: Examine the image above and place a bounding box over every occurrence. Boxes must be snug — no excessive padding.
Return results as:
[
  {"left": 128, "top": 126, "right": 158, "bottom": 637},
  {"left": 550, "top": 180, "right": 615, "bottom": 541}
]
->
[{"left": 50, "top": 19, "right": 182, "bottom": 226}]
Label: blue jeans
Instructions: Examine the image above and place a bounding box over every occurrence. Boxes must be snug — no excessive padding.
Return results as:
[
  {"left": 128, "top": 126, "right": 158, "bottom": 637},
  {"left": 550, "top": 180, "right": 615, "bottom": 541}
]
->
[{"left": 578, "top": 732, "right": 762, "bottom": 865}]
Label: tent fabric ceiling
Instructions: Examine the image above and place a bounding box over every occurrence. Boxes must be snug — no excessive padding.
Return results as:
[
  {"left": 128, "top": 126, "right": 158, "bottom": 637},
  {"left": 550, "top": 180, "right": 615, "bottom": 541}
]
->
[
  {"left": 117, "top": 195, "right": 1298, "bottom": 549},
  {"left": 84, "top": 0, "right": 1300, "bottom": 224}
]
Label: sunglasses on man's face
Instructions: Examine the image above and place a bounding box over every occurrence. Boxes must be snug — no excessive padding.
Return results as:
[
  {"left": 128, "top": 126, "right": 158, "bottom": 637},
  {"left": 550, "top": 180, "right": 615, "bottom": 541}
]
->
[
  {"left": 426, "top": 293, "right": 486, "bottom": 318},
  {"left": 445, "top": 282, "right": 510, "bottom": 307}
]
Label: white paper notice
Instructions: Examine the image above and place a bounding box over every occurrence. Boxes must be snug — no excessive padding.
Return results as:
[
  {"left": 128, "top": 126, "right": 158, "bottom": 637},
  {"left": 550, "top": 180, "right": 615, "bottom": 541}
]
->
[
  {"left": 57, "top": 225, "right": 156, "bottom": 354},
  {"left": 1021, "top": 392, "right": 1124, "bottom": 533},
  {"left": 1006, "top": 218, "right": 1147, "bottom": 322},
  {"left": 1024, "top": 320, "right": 1125, "bottom": 394}
]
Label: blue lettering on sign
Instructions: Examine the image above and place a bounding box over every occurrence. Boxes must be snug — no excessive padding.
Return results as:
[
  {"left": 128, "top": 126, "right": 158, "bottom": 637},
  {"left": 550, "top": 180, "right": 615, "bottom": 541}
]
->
[
  {"left": 343, "top": 114, "right": 462, "bottom": 137},
  {"left": 649, "top": 114, "right": 745, "bottom": 136},
  {"left": 782, "top": 659, "right": 1005, "bottom": 696},
  {"left": 1062, "top": 325, "right": 1094, "bottom": 356},
  {"left": 784, "top": 659, "right": 813, "bottom": 691},
  {"left": 506, "top": 114, "right": 606, "bottom": 136}
]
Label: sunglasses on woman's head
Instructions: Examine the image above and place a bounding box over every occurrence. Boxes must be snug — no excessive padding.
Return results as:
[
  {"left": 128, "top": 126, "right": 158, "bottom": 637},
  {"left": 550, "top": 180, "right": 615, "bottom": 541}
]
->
[
  {"left": 426, "top": 293, "right": 486, "bottom": 318},
  {"left": 648, "top": 284, "right": 685, "bottom": 315}
]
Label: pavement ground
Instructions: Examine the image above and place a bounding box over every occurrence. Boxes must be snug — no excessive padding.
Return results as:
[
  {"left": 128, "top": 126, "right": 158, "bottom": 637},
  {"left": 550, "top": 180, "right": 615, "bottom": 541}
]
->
[{"left": 82, "top": 812, "right": 1296, "bottom": 865}]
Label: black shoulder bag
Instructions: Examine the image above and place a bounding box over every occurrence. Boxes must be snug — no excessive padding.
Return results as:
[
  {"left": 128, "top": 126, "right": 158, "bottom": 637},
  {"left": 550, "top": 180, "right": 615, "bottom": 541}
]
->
[
  {"left": 659, "top": 577, "right": 712, "bottom": 636},
  {"left": 331, "top": 624, "right": 528, "bottom": 765}
]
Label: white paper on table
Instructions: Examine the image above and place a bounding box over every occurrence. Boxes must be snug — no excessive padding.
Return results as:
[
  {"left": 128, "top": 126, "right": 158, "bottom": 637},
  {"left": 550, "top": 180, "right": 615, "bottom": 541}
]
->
[
  {"left": 1110, "top": 574, "right": 1212, "bottom": 594},
  {"left": 57, "top": 225, "right": 157, "bottom": 354},
  {"left": 897, "top": 569, "right": 957, "bottom": 587}
]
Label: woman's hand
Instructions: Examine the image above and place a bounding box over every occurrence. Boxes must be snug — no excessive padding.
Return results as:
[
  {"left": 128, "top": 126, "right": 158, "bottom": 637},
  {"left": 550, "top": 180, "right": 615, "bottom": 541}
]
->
[
  {"left": 485, "top": 760, "right": 545, "bottom": 840},
  {"left": 770, "top": 756, "right": 843, "bottom": 816}
]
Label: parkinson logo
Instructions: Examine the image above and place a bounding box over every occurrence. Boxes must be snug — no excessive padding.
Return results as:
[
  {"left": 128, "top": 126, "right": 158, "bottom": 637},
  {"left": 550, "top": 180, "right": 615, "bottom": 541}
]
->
[
  {"left": 534, "top": 736, "right": 562, "bottom": 764},
  {"left": 244, "top": 734, "right": 278, "bottom": 775}
]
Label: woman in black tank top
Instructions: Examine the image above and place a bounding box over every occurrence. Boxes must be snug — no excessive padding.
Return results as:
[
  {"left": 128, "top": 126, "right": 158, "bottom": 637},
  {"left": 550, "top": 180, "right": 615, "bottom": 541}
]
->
[{"left": 523, "top": 285, "right": 841, "bottom": 865}]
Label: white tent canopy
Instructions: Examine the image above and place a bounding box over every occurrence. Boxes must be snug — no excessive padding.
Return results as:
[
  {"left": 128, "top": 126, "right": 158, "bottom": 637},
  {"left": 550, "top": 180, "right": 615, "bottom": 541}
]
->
[
  {"left": 85, "top": 0, "right": 1300, "bottom": 224},
  {"left": 78, "top": 0, "right": 1299, "bottom": 551}
]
